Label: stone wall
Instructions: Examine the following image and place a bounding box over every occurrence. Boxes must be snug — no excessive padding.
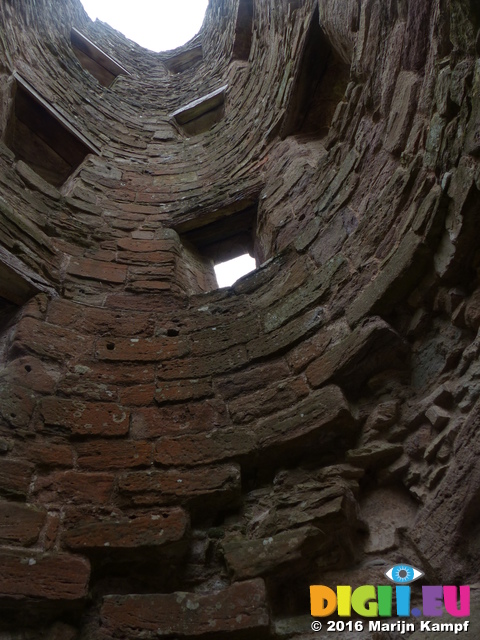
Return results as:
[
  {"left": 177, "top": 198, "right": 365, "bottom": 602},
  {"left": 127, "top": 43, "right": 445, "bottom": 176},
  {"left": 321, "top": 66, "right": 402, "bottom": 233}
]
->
[{"left": 0, "top": 0, "right": 480, "bottom": 638}]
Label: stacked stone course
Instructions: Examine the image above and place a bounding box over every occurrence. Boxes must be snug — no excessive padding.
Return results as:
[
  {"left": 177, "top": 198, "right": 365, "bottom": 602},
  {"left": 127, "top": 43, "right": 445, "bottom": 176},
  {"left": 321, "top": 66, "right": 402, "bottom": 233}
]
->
[{"left": 1, "top": 0, "right": 480, "bottom": 638}]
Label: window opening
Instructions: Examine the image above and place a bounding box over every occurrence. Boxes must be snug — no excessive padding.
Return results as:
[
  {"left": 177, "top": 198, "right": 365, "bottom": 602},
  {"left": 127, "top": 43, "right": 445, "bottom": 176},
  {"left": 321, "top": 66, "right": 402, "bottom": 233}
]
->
[
  {"left": 4, "top": 75, "right": 99, "bottom": 187},
  {"left": 214, "top": 254, "right": 256, "bottom": 287},
  {"left": 175, "top": 200, "right": 259, "bottom": 290},
  {"left": 71, "top": 28, "right": 130, "bottom": 87}
]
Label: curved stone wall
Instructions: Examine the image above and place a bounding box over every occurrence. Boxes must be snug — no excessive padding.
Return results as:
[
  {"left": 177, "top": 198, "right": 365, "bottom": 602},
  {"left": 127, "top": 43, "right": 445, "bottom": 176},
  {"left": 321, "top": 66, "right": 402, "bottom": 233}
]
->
[{"left": 0, "top": 0, "right": 480, "bottom": 638}]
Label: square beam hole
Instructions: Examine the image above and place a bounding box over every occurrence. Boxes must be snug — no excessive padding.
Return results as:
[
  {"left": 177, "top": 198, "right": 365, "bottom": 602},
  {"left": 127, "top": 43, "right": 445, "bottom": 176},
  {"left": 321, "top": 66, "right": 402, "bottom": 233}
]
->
[{"left": 5, "top": 75, "right": 99, "bottom": 187}]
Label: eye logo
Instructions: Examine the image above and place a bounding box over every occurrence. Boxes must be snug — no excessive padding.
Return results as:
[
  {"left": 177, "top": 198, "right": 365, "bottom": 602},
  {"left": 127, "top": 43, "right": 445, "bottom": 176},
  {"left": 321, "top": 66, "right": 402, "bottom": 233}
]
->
[{"left": 385, "top": 564, "right": 424, "bottom": 584}]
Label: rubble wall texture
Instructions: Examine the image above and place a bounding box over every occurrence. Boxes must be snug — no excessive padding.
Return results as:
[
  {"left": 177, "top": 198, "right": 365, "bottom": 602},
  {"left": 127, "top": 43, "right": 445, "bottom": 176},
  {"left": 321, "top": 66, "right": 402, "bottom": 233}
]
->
[{"left": 0, "top": 0, "right": 480, "bottom": 638}]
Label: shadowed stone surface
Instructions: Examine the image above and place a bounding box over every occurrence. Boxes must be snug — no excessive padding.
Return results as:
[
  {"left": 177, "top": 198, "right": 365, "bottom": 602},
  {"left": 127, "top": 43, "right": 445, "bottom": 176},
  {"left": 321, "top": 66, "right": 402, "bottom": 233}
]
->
[{"left": 0, "top": 0, "right": 479, "bottom": 638}]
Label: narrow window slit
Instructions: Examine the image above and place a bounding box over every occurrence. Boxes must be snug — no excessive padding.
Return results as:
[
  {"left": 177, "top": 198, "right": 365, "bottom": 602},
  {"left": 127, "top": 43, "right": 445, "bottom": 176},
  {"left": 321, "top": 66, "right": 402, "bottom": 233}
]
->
[{"left": 232, "top": 0, "right": 254, "bottom": 61}]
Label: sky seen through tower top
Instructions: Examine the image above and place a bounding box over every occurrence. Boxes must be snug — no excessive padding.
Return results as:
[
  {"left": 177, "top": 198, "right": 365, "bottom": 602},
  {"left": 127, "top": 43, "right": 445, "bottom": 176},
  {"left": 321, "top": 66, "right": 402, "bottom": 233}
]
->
[{"left": 80, "top": 0, "right": 209, "bottom": 52}]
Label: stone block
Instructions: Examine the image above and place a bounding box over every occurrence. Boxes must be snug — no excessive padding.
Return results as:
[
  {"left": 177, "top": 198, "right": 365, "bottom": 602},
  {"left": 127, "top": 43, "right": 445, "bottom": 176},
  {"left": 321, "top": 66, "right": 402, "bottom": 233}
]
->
[
  {"left": 39, "top": 397, "right": 130, "bottom": 437},
  {"left": 62, "top": 507, "right": 188, "bottom": 550},
  {"left": 214, "top": 361, "right": 291, "bottom": 401},
  {"left": 131, "top": 400, "right": 230, "bottom": 439},
  {"left": 10, "top": 316, "right": 93, "bottom": 362},
  {"left": 0, "top": 382, "right": 36, "bottom": 429},
  {"left": 346, "top": 231, "right": 431, "bottom": 324},
  {"left": 384, "top": 71, "right": 420, "bottom": 154},
  {"left": 305, "top": 316, "right": 408, "bottom": 391},
  {"left": 67, "top": 256, "right": 127, "bottom": 284},
  {"left": 346, "top": 442, "right": 404, "bottom": 468},
  {"left": 0, "top": 549, "right": 90, "bottom": 600},
  {"left": 247, "top": 308, "right": 324, "bottom": 360},
  {"left": 222, "top": 526, "right": 321, "bottom": 579},
  {"left": 227, "top": 377, "right": 309, "bottom": 424},
  {"left": 0, "top": 458, "right": 35, "bottom": 499},
  {"left": 117, "top": 464, "right": 241, "bottom": 509},
  {"left": 34, "top": 471, "right": 114, "bottom": 505},
  {"left": 15, "top": 441, "right": 74, "bottom": 468},
  {"left": 0, "top": 501, "right": 46, "bottom": 545},
  {"left": 155, "top": 379, "right": 213, "bottom": 404},
  {"left": 95, "top": 335, "right": 189, "bottom": 362},
  {"left": 100, "top": 578, "right": 269, "bottom": 638},
  {"left": 1, "top": 356, "right": 59, "bottom": 394},
  {"left": 76, "top": 440, "right": 153, "bottom": 470},
  {"left": 155, "top": 385, "right": 355, "bottom": 466}
]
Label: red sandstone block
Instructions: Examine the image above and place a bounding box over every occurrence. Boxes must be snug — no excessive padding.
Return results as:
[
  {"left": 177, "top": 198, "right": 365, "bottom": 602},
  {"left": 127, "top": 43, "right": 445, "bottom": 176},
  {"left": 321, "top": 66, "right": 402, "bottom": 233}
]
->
[
  {"left": 44, "top": 513, "right": 61, "bottom": 550},
  {"left": 95, "top": 336, "right": 189, "bottom": 362},
  {"left": 14, "top": 440, "right": 74, "bottom": 468},
  {"left": 67, "top": 256, "right": 127, "bottom": 284},
  {"left": 155, "top": 428, "right": 255, "bottom": 467},
  {"left": 104, "top": 292, "right": 186, "bottom": 313},
  {"left": 154, "top": 386, "right": 355, "bottom": 467},
  {"left": 2, "top": 356, "right": 59, "bottom": 394},
  {"left": 76, "top": 440, "right": 153, "bottom": 470},
  {"left": 57, "top": 361, "right": 155, "bottom": 402},
  {"left": 0, "top": 382, "right": 36, "bottom": 429},
  {"left": 0, "top": 501, "right": 46, "bottom": 545},
  {"left": 214, "top": 361, "right": 291, "bottom": 401},
  {"left": 305, "top": 317, "right": 407, "bottom": 390},
  {"left": 130, "top": 400, "right": 229, "bottom": 439},
  {"left": 39, "top": 397, "right": 130, "bottom": 437},
  {"left": 247, "top": 308, "right": 324, "bottom": 361},
  {"left": 118, "top": 383, "right": 156, "bottom": 405},
  {"left": 154, "top": 379, "right": 213, "bottom": 404},
  {"left": 157, "top": 345, "right": 248, "bottom": 380},
  {"left": 117, "top": 464, "right": 241, "bottom": 507},
  {"left": 10, "top": 316, "right": 93, "bottom": 362},
  {"left": 47, "top": 299, "right": 155, "bottom": 336},
  {"left": 254, "top": 385, "right": 355, "bottom": 451},
  {"left": 117, "top": 238, "right": 178, "bottom": 253},
  {"left": 125, "top": 279, "right": 175, "bottom": 294},
  {"left": 0, "top": 458, "right": 35, "bottom": 498},
  {"left": 117, "top": 251, "right": 176, "bottom": 265},
  {"left": 100, "top": 578, "right": 269, "bottom": 638},
  {"left": 34, "top": 471, "right": 114, "bottom": 505},
  {"left": 0, "top": 549, "right": 90, "bottom": 600},
  {"left": 189, "top": 315, "right": 260, "bottom": 357},
  {"left": 62, "top": 507, "right": 188, "bottom": 550},
  {"left": 227, "top": 376, "right": 309, "bottom": 424}
]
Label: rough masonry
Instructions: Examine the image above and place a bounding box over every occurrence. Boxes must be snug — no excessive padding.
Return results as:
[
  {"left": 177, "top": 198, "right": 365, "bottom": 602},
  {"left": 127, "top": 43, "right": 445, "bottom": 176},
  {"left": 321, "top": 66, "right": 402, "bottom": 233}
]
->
[{"left": 0, "top": 0, "right": 480, "bottom": 638}]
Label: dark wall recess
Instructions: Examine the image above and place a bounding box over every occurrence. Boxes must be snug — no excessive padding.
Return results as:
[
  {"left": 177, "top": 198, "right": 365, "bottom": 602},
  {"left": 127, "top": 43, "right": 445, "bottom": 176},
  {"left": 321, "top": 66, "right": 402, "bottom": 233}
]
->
[
  {"left": 4, "top": 74, "right": 99, "bottom": 187},
  {"left": 170, "top": 85, "right": 227, "bottom": 136},
  {"left": 71, "top": 28, "right": 130, "bottom": 87},
  {"left": 164, "top": 45, "right": 203, "bottom": 73},
  {"left": 280, "top": 7, "right": 350, "bottom": 139},
  {"left": 232, "top": 0, "right": 254, "bottom": 61}
]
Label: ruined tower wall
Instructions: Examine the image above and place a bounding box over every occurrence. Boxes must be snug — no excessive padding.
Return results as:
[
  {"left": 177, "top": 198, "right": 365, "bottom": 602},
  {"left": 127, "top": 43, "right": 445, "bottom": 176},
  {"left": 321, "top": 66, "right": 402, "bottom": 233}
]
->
[{"left": 0, "top": 0, "right": 480, "bottom": 637}]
